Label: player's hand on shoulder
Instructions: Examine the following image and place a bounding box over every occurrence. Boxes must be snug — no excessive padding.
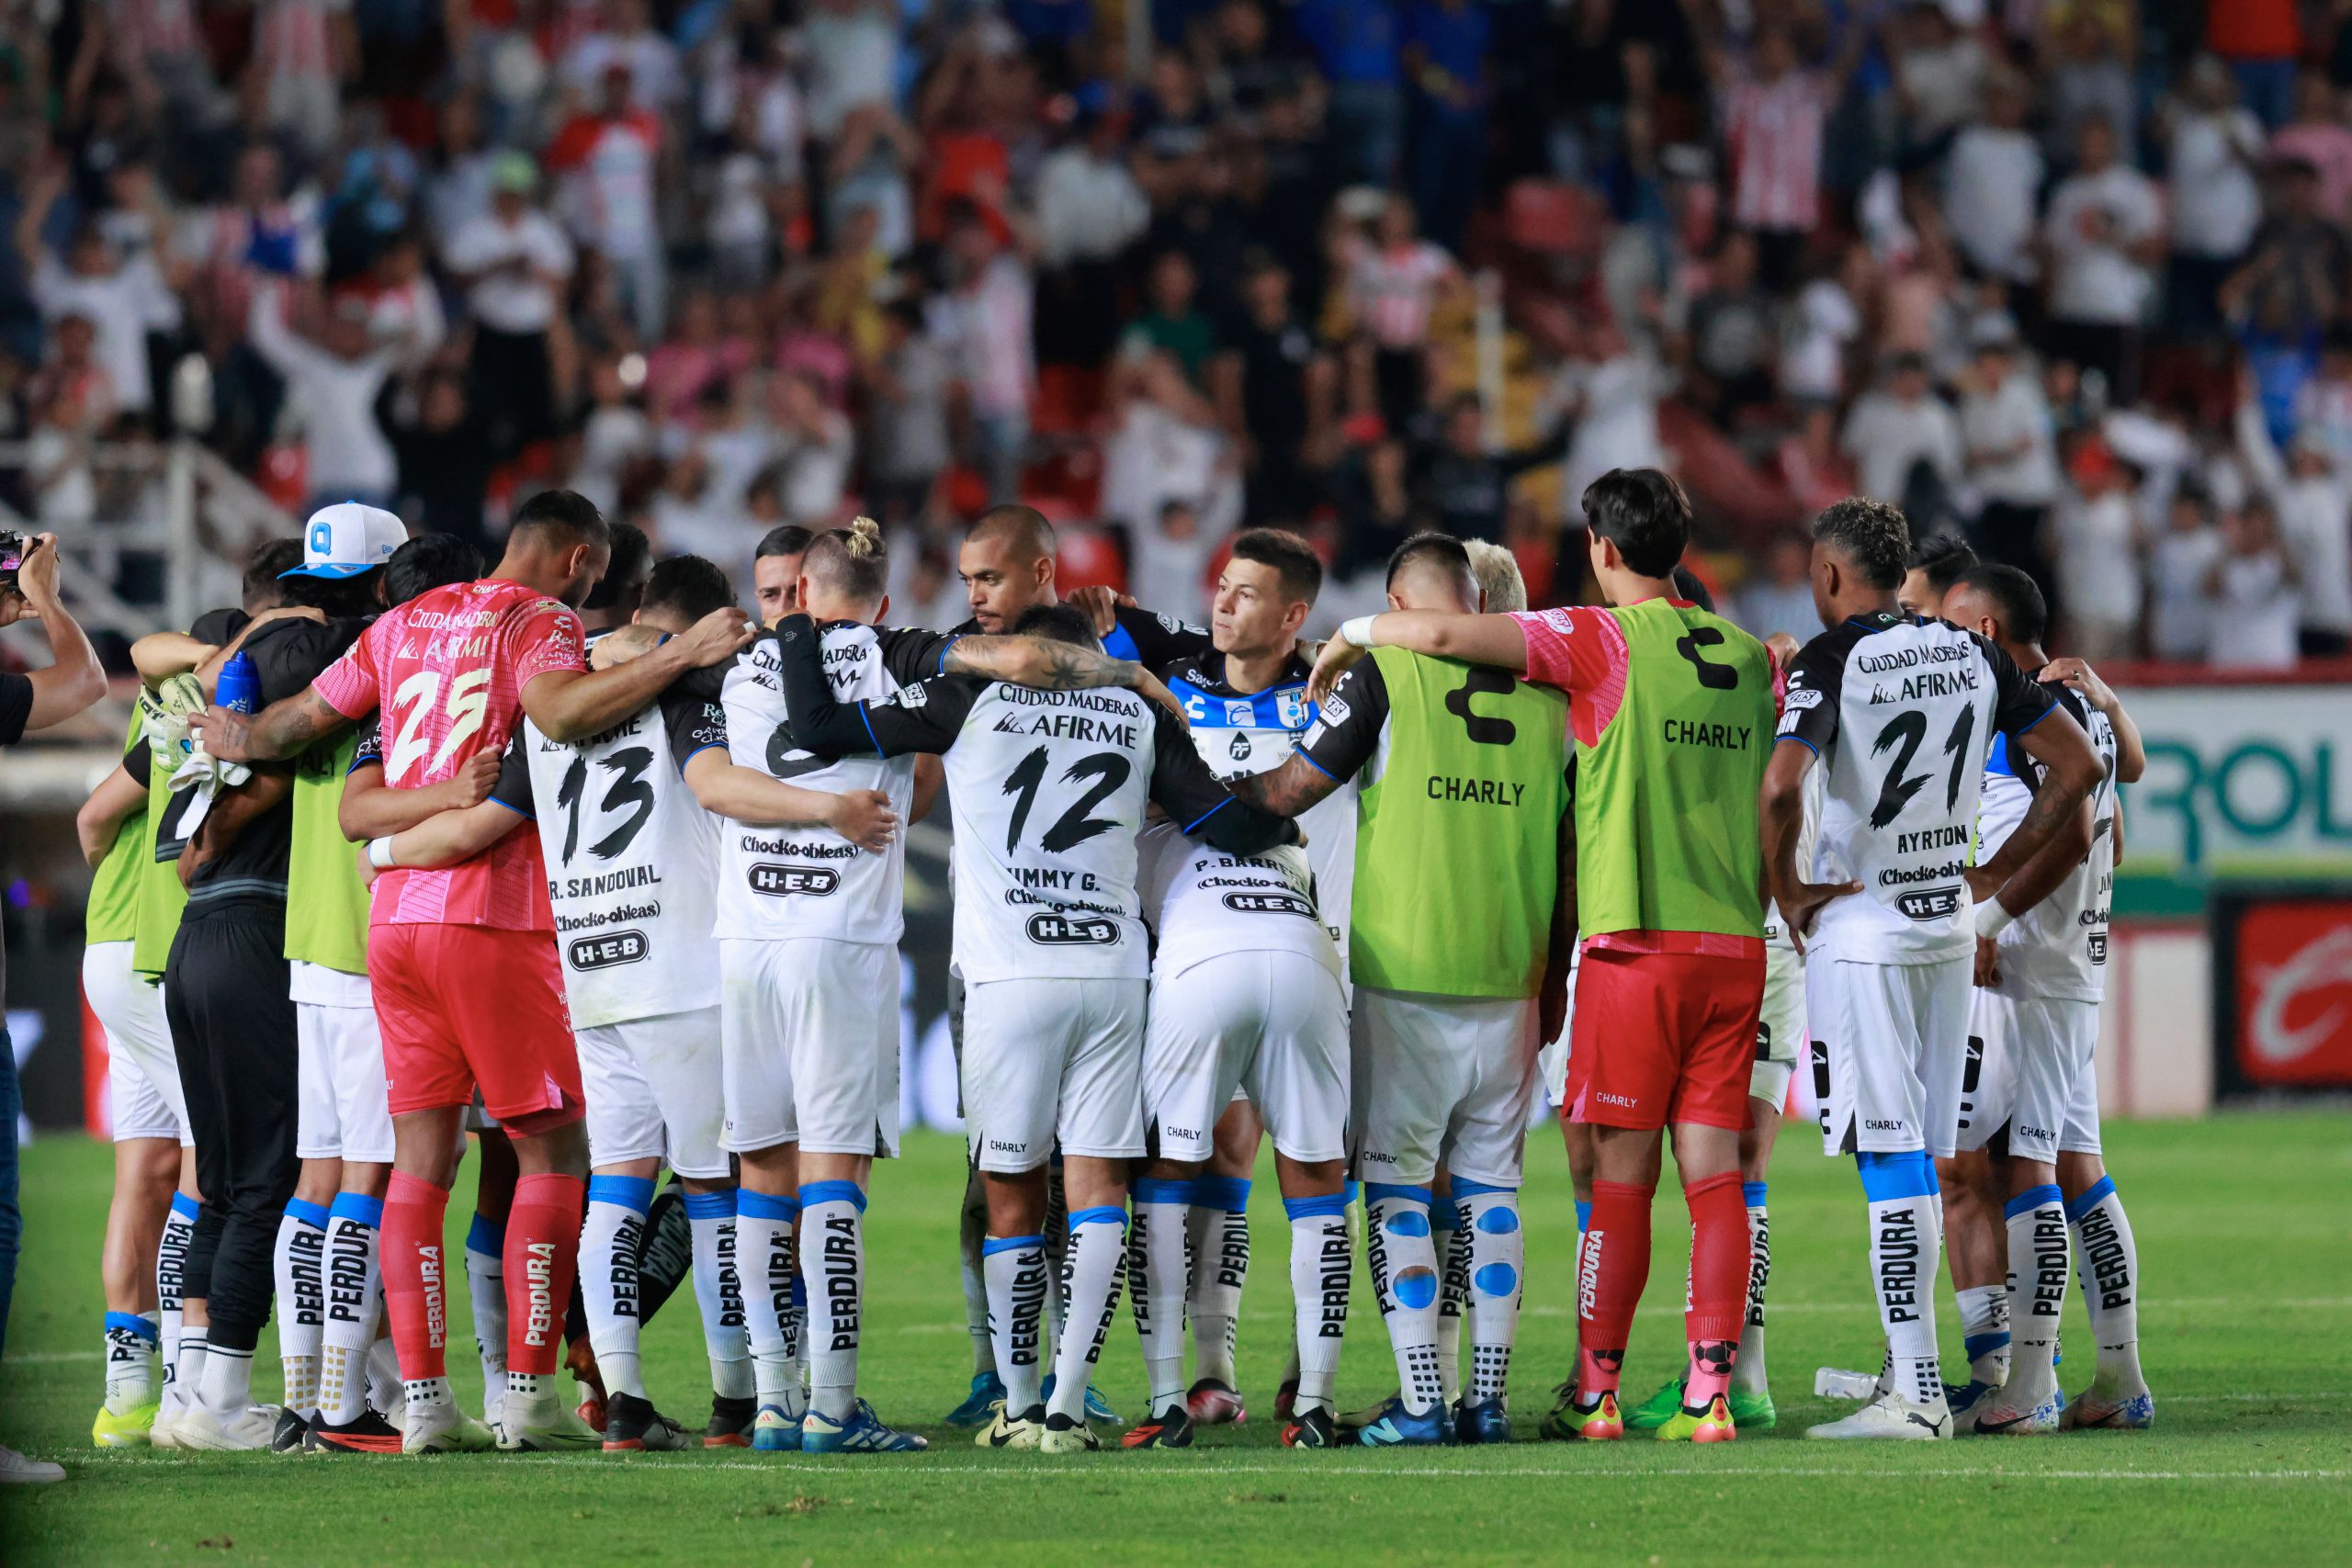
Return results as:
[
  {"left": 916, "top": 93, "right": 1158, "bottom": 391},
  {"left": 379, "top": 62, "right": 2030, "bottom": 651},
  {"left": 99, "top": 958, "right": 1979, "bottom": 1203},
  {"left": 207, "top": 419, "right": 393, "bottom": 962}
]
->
[
  {"left": 1765, "top": 631, "right": 1802, "bottom": 671},
  {"left": 1306, "top": 636, "right": 1365, "bottom": 706},
  {"left": 2036, "top": 656, "right": 2114, "bottom": 712},
  {"left": 1067, "top": 584, "right": 1121, "bottom": 637},
  {"left": 829, "top": 787, "right": 900, "bottom": 852},
  {"left": 675, "top": 606, "right": 757, "bottom": 667},
  {"left": 1136, "top": 671, "right": 1188, "bottom": 727},
  {"left": 591, "top": 623, "right": 663, "bottom": 670}
]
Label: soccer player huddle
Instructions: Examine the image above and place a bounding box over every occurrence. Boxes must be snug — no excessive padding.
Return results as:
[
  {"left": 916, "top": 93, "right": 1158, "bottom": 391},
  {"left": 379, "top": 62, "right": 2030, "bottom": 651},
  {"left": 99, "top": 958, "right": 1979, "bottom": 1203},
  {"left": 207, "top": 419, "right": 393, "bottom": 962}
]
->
[{"left": 74, "top": 468, "right": 2153, "bottom": 1460}]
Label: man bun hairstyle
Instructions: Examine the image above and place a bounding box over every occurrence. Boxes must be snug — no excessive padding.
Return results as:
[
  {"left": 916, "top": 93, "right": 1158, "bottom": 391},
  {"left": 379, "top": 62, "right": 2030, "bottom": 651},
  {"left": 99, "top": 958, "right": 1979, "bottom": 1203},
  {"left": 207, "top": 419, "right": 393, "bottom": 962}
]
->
[
  {"left": 1011, "top": 601, "right": 1101, "bottom": 649},
  {"left": 641, "top": 554, "right": 737, "bottom": 624},
  {"left": 803, "top": 515, "right": 891, "bottom": 604},
  {"left": 510, "top": 487, "right": 612, "bottom": 551},
  {"left": 1230, "top": 527, "right": 1323, "bottom": 606},
  {"left": 1582, "top": 467, "right": 1691, "bottom": 579},
  {"left": 385, "top": 534, "right": 484, "bottom": 605},
  {"left": 1953, "top": 562, "right": 2048, "bottom": 645},
  {"left": 1812, "top": 496, "right": 1911, "bottom": 591}
]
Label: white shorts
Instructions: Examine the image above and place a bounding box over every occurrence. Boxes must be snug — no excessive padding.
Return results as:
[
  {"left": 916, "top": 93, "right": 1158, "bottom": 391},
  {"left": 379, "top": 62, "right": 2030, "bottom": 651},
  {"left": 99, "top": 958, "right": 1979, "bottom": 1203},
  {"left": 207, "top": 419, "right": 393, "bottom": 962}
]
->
[
  {"left": 1956, "top": 987, "right": 2102, "bottom": 1162},
  {"left": 85, "top": 942, "right": 187, "bottom": 1145},
  {"left": 721, "top": 938, "right": 901, "bottom": 1159},
  {"left": 581, "top": 1004, "right": 729, "bottom": 1178},
  {"left": 1354, "top": 987, "right": 1539, "bottom": 1190},
  {"left": 1808, "top": 950, "right": 1973, "bottom": 1158},
  {"left": 1144, "top": 952, "right": 1349, "bottom": 1166},
  {"left": 295, "top": 998, "right": 394, "bottom": 1165},
  {"left": 962, "top": 976, "right": 1146, "bottom": 1173},
  {"left": 1538, "top": 947, "right": 1579, "bottom": 1109},
  {"left": 1752, "top": 943, "right": 1804, "bottom": 1109}
]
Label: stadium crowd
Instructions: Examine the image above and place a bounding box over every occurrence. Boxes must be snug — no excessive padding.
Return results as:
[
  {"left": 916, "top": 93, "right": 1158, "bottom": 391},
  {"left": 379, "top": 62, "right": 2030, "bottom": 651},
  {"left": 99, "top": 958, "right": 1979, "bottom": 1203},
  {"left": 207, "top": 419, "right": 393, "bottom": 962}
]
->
[{"left": 2, "top": 0, "right": 2350, "bottom": 668}]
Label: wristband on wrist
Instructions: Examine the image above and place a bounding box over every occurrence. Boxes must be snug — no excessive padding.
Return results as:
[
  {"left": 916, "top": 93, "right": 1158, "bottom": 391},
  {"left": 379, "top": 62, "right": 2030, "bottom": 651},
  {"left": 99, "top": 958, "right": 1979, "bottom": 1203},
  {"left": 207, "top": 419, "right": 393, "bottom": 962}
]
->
[
  {"left": 1339, "top": 615, "right": 1379, "bottom": 649},
  {"left": 1973, "top": 897, "right": 2013, "bottom": 940},
  {"left": 367, "top": 836, "right": 398, "bottom": 871}
]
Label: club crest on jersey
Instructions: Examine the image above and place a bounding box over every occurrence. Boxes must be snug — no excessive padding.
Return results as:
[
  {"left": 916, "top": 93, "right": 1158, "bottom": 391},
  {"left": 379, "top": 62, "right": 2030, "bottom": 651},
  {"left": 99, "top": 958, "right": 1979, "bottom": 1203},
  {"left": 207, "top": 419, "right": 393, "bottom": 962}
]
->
[
  {"left": 1275, "top": 688, "right": 1309, "bottom": 729},
  {"left": 750, "top": 863, "right": 841, "bottom": 897},
  {"left": 569, "top": 930, "right": 650, "bottom": 970},
  {"left": 1895, "top": 887, "right": 1964, "bottom": 920},
  {"left": 1025, "top": 911, "right": 1121, "bottom": 945}
]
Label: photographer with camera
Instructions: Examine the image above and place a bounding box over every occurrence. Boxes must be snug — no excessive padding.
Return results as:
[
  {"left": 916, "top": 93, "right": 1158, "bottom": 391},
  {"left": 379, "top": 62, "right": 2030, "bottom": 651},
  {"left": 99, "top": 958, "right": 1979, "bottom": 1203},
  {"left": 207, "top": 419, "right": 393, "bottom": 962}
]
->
[{"left": 0, "top": 529, "right": 108, "bottom": 1483}]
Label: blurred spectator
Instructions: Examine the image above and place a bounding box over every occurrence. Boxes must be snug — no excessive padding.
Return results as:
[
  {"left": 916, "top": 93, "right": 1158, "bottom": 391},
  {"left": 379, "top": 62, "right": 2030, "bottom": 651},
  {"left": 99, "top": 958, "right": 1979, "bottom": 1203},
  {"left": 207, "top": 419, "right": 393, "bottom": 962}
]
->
[
  {"left": 865, "top": 301, "right": 953, "bottom": 530},
  {"left": 1214, "top": 254, "right": 1329, "bottom": 525},
  {"left": 1734, "top": 533, "right": 1818, "bottom": 642},
  {"left": 14, "top": 156, "right": 183, "bottom": 418},
  {"left": 2163, "top": 58, "right": 2266, "bottom": 338},
  {"left": 1347, "top": 195, "right": 1463, "bottom": 438},
  {"left": 2202, "top": 498, "right": 2302, "bottom": 667},
  {"left": 1416, "top": 393, "right": 1566, "bottom": 545},
  {"left": 1679, "top": 229, "right": 1778, "bottom": 423},
  {"left": 1332, "top": 433, "right": 1416, "bottom": 580},
  {"left": 2052, "top": 440, "right": 2145, "bottom": 661},
  {"left": 1960, "top": 319, "right": 2060, "bottom": 582},
  {"left": 1401, "top": 0, "right": 1488, "bottom": 250},
  {"left": 26, "top": 316, "right": 113, "bottom": 528},
  {"left": 2041, "top": 117, "right": 2163, "bottom": 402},
  {"left": 1717, "top": 25, "right": 1840, "bottom": 292},
  {"left": 245, "top": 278, "right": 408, "bottom": 512},
  {"left": 2147, "top": 484, "right": 2223, "bottom": 661},
  {"left": 1122, "top": 251, "right": 1217, "bottom": 385},
  {"left": 444, "top": 153, "right": 573, "bottom": 460},
  {"left": 939, "top": 206, "right": 1035, "bottom": 502},
  {"left": 1842, "top": 352, "right": 1961, "bottom": 513},
  {"left": 1295, "top": 0, "right": 1404, "bottom": 186},
  {"left": 2268, "top": 73, "right": 2352, "bottom": 222},
  {"left": 1102, "top": 351, "right": 1239, "bottom": 604},
  {"left": 1033, "top": 103, "right": 1148, "bottom": 367},
  {"left": 1944, "top": 71, "right": 2044, "bottom": 293},
  {"left": 390, "top": 370, "right": 497, "bottom": 551},
  {"left": 2211, "top": 0, "right": 2303, "bottom": 130},
  {"left": 548, "top": 64, "right": 668, "bottom": 341}
]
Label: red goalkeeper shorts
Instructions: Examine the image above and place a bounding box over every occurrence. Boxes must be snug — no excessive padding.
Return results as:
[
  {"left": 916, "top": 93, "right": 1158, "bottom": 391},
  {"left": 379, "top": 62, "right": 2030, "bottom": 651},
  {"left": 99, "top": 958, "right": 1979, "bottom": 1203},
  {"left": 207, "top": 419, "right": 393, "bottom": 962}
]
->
[
  {"left": 1567, "top": 944, "right": 1765, "bottom": 1132},
  {"left": 369, "top": 923, "right": 582, "bottom": 1132}
]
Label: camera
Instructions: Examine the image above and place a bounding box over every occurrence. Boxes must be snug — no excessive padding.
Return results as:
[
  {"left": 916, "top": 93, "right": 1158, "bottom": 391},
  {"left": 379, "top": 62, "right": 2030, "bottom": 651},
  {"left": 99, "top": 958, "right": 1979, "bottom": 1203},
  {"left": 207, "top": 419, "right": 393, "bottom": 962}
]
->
[{"left": 0, "top": 529, "right": 23, "bottom": 593}]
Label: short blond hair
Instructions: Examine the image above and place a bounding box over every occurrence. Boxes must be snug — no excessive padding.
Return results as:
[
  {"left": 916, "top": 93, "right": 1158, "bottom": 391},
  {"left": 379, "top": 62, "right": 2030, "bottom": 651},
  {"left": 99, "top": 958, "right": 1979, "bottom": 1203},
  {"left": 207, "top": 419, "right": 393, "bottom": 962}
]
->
[{"left": 1464, "top": 539, "right": 1527, "bottom": 614}]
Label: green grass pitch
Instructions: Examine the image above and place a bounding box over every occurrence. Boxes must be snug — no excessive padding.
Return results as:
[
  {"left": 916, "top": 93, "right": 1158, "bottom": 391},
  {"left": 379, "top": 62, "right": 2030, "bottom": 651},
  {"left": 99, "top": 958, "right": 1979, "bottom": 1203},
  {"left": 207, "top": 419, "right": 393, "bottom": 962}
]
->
[{"left": 3, "top": 1112, "right": 2346, "bottom": 1565}]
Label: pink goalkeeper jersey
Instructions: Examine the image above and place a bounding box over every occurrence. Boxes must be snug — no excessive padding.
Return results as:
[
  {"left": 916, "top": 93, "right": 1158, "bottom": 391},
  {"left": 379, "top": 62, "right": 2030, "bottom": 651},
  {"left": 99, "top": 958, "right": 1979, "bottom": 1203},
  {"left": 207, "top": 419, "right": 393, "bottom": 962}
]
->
[{"left": 313, "top": 577, "right": 584, "bottom": 930}]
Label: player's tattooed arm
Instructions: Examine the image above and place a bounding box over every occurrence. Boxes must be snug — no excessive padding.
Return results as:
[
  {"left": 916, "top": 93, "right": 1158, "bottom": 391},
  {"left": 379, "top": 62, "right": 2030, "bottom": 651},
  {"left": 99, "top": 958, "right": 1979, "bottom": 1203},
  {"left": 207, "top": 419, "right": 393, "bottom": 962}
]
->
[
  {"left": 1224, "top": 752, "right": 1342, "bottom": 818},
  {"left": 525, "top": 607, "right": 754, "bottom": 741},
  {"left": 189, "top": 683, "right": 353, "bottom": 763},
  {"left": 1148, "top": 711, "right": 1299, "bottom": 854},
  {"left": 1965, "top": 707, "right": 2102, "bottom": 904},
  {"left": 1759, "top": 739, "right": 1858, "bottom": 952},
  {"left": 2037, "top": 657, "right": 2144, "bottom": 784},
  {"left": 940, "top": 636, "right": 1187, "bottom": 722},
  {"left": 681, "top": 749, "right": 899, "bottom": 851},
  {"left": 336, "top": 750, "right": 503, "bottom": 840},
  {"left": 589, "top": 623, "right": 665, "bottom": 670},
  {"left": 1976, "top": 774, "right": 2094, "bottom": 928}
]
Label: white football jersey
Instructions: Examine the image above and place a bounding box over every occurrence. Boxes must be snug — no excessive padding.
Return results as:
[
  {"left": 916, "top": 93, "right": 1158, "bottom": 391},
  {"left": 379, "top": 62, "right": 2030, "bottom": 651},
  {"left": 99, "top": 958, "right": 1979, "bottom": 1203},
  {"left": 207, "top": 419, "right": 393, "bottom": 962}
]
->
[
  {"left": 714, "top": 623, "right": 937, "bottom": 946},
  {"left": 1139, "top": 826, "right": 1340, "bottom": 980},
  {"left": 763, "top": 615, "right": 1299, "bottom": 987},
  {"left": 1159, "top": 653, "right": 1359, "bottom": 967},
  {"left": 1977, "top": 682, "right": 2118, "bottom": 1001},
  {"left": 1780, "top": 612, "right": 2059, "bottom": 964},
  {"left": 498, "top": 669, "right": 726, "bottom": 1028}
]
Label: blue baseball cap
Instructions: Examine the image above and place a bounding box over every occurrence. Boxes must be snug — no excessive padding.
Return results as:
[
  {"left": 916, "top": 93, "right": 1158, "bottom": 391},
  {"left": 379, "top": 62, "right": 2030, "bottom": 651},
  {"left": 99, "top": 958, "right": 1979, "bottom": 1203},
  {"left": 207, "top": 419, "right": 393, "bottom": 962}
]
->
[{"left": 283, "top": 502, "right": 407, "bottom": 579}]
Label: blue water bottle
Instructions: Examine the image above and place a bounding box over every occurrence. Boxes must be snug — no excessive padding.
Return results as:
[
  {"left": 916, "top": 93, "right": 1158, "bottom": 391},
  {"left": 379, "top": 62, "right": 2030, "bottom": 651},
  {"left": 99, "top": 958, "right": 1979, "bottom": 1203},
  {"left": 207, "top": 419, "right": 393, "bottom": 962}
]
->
[{"left": 215, "top": 651, "right": 262, "bottom": 715}]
